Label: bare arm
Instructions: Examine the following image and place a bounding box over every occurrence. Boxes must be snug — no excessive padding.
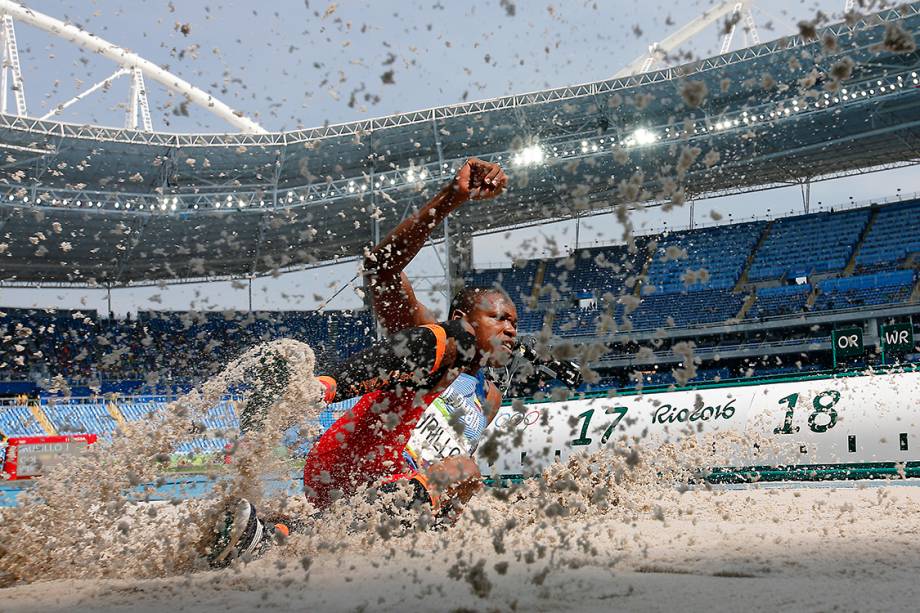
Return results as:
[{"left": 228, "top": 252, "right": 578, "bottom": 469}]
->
[{"left": 365, "top": 159, "right": 507, "bottom": 334}]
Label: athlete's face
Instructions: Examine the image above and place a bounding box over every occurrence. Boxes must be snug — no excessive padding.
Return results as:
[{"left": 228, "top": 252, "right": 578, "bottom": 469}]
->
[{"left": 462, "top": 292, "right": 518, "bottom": 367}]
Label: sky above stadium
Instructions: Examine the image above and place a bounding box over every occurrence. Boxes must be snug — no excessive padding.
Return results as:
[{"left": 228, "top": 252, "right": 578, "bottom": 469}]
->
[
  {"left": 4, "top": 0, "right": 918, "bottom": 315},
  {"left": 22, "top": 0, "right": 848, "bottom": 131}
]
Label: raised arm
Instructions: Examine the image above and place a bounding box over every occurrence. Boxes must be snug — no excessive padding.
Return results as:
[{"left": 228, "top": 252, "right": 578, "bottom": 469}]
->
[{"left": 364, "top": 158, "right": 507, "bottom": 334}]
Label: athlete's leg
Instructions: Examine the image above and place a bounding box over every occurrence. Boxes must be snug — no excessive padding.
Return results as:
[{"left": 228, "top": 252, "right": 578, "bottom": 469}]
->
[
  {"left": 378, "top": 455, "right": 482, "bottom": 524},
  {"left": 211, "top": 322, "right": 471, "bottom": 566}
]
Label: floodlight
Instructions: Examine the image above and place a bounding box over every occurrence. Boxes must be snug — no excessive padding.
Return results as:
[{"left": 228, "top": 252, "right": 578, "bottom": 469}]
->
[
  {"left": 631, "top": 128, "right": 656, "bottom": 145},
  {"left": 512, "top": 144, "right": 545, "bottom": 167}
]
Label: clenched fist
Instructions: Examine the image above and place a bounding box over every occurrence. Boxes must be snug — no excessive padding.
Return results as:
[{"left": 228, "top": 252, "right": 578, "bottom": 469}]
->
[{"left": 448, "top": 158, "right": 507, "bottom": 203}]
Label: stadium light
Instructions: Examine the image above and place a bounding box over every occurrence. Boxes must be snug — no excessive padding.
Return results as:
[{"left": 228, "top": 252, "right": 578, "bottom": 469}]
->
[
  {"left": 629, "top": 128, "right": 657, "bottom": 146},
  {"left": 7, "top": 67, "right": 912, "bottom": 217},
  {"left": 512, "top": 144, "right": 545, "bottom": 167}
]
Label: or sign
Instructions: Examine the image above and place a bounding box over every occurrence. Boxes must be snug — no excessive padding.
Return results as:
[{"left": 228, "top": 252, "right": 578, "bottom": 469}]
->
[
  {"left": 880, "top": 322, "right": 914, "bottom": 355},
  {"left": 832, "top": 327, "right": 864, "bottom": 360}
]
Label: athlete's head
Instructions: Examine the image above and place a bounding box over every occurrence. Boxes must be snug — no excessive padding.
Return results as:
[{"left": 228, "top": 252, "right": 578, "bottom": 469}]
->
[{"left": 449, "top": 286, "right": 518, "bottom": 366}]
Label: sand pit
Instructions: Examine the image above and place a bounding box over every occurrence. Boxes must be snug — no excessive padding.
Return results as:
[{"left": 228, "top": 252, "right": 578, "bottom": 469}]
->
[
  {"left": 2, "top": 339, "right": 917, "bottom": 612},
  {"left": 3, "top": 481, "right": 920, "bottom": 612}
]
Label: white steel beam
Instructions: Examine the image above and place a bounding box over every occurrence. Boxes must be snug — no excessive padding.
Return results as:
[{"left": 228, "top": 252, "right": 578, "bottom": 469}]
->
[
  {"left": 0, "top": 0, "right": 264, "bottom": 133},
  {"left": 720, "top": 3, "right": 744, "bottom": 54},
  {"left": 1, "top": 14, "right": 25, "bottom": 115},
  {"left": 744, "top": 7, "right": 761, "bottom": 45},
  {"left": 0, "top": 18, "right": 7, "bottom": 114},
  {"left": 125, "top": 66, "right": 139, "bottom": 130},
  {"left": 133, "top": 68, "right": 153, "bottom": 132},
  {"left": 40, "top": 67, "right": 128, "bottom": 120},
  {"left": 616, "top": 0, "right": 753, "bottom": 77}
]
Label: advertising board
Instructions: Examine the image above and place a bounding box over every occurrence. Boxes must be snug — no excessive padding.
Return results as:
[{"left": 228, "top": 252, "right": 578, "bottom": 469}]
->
[{"left": 478, "top": 370, "right": 920, "bottom": 480}]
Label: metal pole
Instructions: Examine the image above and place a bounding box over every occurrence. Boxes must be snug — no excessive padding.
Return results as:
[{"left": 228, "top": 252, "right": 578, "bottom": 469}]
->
[
  {"left": 368, "top": 151, "right": 386, "bottom": 341},
  {"left": 106, "top": 285, "right": 112, "bottom": 316},
  {"left": 801, "top": 180, "right": 811, "bottom": 213},
  {"left": 689, "top": 200, "right": 695, "bottom": 229},
  {"left": 443, "top": 216, "right": 452, "bottom": 299},
  {"left": 574, "top": 215, "right": 581, "bottom": 252},
  {"left": 248, "top": 277, "right": 253, "bottom": 312}
]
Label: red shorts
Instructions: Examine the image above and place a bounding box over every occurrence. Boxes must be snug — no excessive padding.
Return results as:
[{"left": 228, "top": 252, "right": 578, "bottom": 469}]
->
[{"left": 302, "top": 388, "right": 437, "bottom": 509}]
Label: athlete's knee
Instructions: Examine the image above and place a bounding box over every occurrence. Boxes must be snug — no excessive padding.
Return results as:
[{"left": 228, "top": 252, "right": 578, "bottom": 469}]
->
[{"left": 423, "top": 456, "right": 482, "bottom": 504}]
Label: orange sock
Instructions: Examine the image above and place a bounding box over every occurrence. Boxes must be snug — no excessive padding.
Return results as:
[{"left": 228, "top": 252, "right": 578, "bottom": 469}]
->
[{"left": 273, "top": 523, "right": 290, "bottom": 538}]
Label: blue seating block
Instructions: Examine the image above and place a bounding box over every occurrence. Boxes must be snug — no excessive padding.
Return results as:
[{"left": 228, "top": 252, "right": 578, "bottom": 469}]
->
[{"left": 748, "top": 209, "right": 870, "bottom": 281}]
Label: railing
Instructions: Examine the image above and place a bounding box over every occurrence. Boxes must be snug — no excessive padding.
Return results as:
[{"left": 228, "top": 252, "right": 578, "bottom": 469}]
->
[
  {"left": 598, "top": 336, "right": 831, "bottom": 365},
  {"left": 531, "top": 294, "right": 920, "bottom": 340}
]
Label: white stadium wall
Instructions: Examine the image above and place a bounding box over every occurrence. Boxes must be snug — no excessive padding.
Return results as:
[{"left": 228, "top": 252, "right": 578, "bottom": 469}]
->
[{"left": 476, "top": 370, "right": 920, "bottom": 482}]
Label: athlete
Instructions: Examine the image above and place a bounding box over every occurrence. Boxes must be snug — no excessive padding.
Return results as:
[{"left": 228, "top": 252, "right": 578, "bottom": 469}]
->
[
  {"left": 362, "top": 159, "right": 515, "bottom": 475},
  {"left": 211, "top": 159, "right": 513, "bottom": 567}
]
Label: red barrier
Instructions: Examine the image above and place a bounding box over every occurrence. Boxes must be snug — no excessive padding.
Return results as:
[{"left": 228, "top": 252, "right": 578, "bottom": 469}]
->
[{"left": 1, "top": 434, "right": 97, "bottom": 480}]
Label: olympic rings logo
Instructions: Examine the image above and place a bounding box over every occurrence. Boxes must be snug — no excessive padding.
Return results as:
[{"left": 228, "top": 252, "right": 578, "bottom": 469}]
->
[{"left": 494, "top": 410, "right": 542, "bottom": 430}]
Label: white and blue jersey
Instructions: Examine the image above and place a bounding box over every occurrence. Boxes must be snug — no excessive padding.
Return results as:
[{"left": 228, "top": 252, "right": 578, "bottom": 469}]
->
[{"left": 402, "top": 371, "right": 489, "bottom": 471}]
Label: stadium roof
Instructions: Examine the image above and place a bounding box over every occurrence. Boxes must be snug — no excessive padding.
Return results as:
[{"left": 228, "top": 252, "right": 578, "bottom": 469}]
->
[{"left": 2, "top": 3, "right": 920, "bottom": 287}]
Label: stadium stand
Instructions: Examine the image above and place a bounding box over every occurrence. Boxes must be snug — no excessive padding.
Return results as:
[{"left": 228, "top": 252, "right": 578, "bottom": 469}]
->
[
  {"left": 644, "top": 222, "right": 764, "bottom": 292},
  {"left": 466, "top": 261, "right": 540, "bottom": 308},
  {"left": 43, "top": 399, "right": 118, "bottom": 438},
  {"left": 542, "top": 242, "right": 647, "bottom": 299},
  {"left": 551, "top": 305, "right": 606, "bottom": 337},
  {"left": 748, "top": 284, "right": 813, "bottom": 319},
  {"left": 814, "top": 270, "right": 917, "bottom": 311},
  {"left": 0, "top": 404, "right": 45, "bottom": 437},
  {"left": 629, "top": 288, "right": 748, "bottom": 330},
  {"left": 0, "top": 308, "right": 373, "bottom": 392},
  {"left": 453, "top": 200, "right": 919, "bottom": 336},
  {"left": 1, "top": 198, "right": 919, "bottom": 450},
  {"left": 747, "top": 209, "right": 870, "bottom": 281},
  {"left": 855, "top": 202, "right": 920, "bottom": 273}
]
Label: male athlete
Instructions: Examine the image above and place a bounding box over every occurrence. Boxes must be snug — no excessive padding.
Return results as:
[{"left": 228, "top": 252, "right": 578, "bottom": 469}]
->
[
  {"left": 211, "top": 159, "right": 515, "bottom": 566},
  {"left": 359, "top": 157, "right": 517, "bottom": 477}
]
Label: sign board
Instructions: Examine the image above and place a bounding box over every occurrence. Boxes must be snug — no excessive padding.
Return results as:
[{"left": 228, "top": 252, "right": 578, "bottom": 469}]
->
[
  {"left": 478, "top": 370, "right": 920, "bottom": 478},
  {"left": 832, "top": 327, "right": 864, "bottom": 363},
  {"left": 1, "top": 434, "right": 97, "bottom": 479},
  {"left": 880, "top": 322, "right": 914, "bottom": 357}
]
